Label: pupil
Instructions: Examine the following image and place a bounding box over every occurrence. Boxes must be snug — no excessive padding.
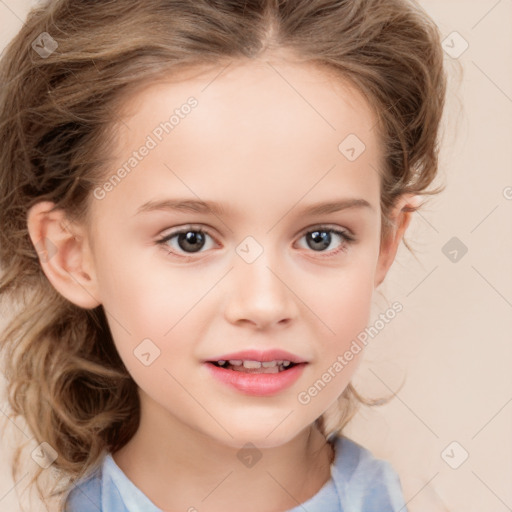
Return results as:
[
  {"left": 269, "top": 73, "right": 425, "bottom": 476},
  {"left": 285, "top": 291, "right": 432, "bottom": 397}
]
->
[
  {"left": 178, "top": 231, "right": 205, "bottom": 253},
  {"left": 308, "top": 230, "right": 330, "bottom": 251}
]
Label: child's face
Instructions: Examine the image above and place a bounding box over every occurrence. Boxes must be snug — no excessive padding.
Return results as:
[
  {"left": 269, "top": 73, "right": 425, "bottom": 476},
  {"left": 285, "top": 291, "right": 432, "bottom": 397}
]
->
[{"left": 61, "top": 58, "right": 402, "bottom": 448}]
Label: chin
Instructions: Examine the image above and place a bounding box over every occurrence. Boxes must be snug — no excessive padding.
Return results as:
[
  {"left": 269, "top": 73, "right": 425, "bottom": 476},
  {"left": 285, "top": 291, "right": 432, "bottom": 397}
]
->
[{"left": 210, "top": 421, "right": 307, "bottom": 450}]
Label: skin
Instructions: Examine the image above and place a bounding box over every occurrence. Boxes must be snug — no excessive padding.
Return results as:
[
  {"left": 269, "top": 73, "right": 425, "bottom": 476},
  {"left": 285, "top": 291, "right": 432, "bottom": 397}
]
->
[{"left": 27, "top": 53, "right": 416, "bottom": 512}]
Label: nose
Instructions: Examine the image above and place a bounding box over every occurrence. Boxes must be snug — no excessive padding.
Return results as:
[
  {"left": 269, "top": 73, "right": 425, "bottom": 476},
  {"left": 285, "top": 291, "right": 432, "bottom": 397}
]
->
[{"left": 223, "top": 246, "right": 299, "bottom": 330}]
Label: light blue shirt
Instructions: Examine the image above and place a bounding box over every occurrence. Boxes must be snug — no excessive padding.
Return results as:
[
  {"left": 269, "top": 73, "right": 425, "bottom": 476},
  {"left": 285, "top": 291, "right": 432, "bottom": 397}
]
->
[{"left": 64, "top": 435, "right": 407, "bottom": 511}]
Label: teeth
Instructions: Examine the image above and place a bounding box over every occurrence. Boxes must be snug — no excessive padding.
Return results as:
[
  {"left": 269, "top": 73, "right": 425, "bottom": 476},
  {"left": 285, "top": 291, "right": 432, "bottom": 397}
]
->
[
  {"left": 233, "top": 365, "right": 280, "bottom": 374},
  {"left": 224, "top": 359, "right": 292, "bottom": 366},
  {"left": 219, "top": 359, "right": 293, "bottom": 369},
  {"left": 243, "top": 360, "right": 262, "bottom": 369}
]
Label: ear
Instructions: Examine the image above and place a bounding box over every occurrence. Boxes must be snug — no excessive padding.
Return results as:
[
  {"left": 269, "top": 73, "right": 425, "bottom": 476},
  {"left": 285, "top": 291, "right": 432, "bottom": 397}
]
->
[
  {"left": 26, "top": 201, "right": 101, "bottom": 309},
  {"left": 374, "top": 194, "right": 422, "bottom": 288}
]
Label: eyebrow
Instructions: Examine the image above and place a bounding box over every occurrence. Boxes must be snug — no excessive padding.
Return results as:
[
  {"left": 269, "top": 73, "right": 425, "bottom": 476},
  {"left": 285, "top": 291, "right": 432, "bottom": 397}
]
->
[{"left": 135, "top": 197, "right": 373, "bottom": 217}]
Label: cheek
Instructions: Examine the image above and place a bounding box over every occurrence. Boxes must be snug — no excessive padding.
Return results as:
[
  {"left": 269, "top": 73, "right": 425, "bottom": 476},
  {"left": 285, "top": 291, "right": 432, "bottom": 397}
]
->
[
  {"left": 300, "top": 257, "right": 376, "bottom": 393},
  {"left": 94, "top": 228, "right": 377, "bottom": 366},
  {"left": 94, "top": 239, "right": 195, "bottom": 330},
  {"left": 307, "top": 258, "right": 377, "bottom": 339},
  {"left": 296, "top": 272, "right": 372, "bottom": 414}
]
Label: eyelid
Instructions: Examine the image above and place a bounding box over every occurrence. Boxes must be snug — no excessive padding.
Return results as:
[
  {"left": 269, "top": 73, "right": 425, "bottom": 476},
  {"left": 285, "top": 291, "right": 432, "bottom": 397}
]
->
[
  {"left": 157, "top": 224, "right": 215, "bottom": 239},
  {"left": 157, "top": 224, "right": 354, "bottom": 243},
  {"left": 296, "top": 223, "right": 355, "bottom": 241},
  {"left": 156, "top": 224, "right": 218, "bottom": 247},
  {"left": 156, "top": 223, "right": 355, "bottom": 258},
  {"left": 293, "top": 224, "right": 355, "bottom": 258}
]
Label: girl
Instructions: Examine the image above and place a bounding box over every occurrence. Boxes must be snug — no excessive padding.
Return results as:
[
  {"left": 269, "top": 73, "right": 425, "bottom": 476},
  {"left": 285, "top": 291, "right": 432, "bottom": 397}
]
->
[{"left": 0, "top": 0, "right": 446, "bottom": 511}]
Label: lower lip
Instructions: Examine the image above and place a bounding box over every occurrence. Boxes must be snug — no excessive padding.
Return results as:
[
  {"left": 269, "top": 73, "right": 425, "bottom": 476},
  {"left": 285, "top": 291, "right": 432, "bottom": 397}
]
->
[{"left": 204, "top": 362, "right": 307, "bottom": 396}]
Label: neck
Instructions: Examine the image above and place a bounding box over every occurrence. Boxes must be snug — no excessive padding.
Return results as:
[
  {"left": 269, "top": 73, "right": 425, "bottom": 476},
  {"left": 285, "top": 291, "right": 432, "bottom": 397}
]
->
[{"left": 112, "top": 392, "right": 335, "bottom": 512}]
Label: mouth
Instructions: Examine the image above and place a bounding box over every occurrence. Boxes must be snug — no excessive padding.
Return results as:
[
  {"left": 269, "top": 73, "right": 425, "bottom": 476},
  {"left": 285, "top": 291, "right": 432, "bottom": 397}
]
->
[
  {"left": 204, "top": 357, "right": 308, "bottom": 396},
  {"left": 207, "top": 359, "right": 303, "bottom": 374}
]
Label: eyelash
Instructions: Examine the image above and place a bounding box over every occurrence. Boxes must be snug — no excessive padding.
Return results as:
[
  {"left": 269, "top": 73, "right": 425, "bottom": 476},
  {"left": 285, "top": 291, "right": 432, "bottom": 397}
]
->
[{"left": 156, "top": 224, "right": 355, "bottom": 260}]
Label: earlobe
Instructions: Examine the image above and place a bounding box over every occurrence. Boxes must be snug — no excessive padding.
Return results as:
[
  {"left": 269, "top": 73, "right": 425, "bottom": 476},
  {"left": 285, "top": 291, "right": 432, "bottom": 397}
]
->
[
  {"left": 26, "top": 201, "right": 101, "bottom": 309},
  {"left": 374, "top": 194, "right": 421, "bottom": 288}
]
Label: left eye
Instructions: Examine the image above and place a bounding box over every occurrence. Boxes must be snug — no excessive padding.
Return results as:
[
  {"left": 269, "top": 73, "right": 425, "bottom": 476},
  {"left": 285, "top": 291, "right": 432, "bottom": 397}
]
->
[
  {"left": 156, "top": 226, "right": 354, "bottom": 257},
  {"left": 296, "top": 227, "right": 353, "bottom": 254}
]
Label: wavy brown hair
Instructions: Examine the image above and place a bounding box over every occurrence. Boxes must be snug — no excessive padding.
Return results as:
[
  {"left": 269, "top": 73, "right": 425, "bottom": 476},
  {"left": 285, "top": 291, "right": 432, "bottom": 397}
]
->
[{"left": 0, "top": 0, "right": 446, "bottom": 509}]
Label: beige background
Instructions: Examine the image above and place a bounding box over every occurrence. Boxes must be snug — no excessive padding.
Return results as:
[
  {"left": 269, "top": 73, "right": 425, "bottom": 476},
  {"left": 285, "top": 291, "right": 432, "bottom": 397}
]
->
[{"left": 1, "top": 0, "right": 511, "bottom": 510}]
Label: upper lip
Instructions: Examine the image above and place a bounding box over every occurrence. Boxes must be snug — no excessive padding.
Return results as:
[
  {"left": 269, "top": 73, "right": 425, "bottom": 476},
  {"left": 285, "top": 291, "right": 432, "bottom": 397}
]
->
[{"left": 206, "top": 349, "right": 308, "bottom": 364}]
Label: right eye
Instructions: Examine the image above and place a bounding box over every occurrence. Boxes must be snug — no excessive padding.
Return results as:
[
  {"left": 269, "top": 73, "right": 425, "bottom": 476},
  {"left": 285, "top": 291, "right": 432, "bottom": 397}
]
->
[{"left": 156, "top": 226, "right": 218, "bottom": 257}]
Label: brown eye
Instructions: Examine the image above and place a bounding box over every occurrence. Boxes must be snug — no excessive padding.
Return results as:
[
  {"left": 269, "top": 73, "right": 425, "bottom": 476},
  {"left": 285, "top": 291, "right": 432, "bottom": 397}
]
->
[
  {"left": 174, "top": 231, "right": 207, "bottom": 253},
  {"left": 157, "top": 227, "right": 216, "bottom": 256}
]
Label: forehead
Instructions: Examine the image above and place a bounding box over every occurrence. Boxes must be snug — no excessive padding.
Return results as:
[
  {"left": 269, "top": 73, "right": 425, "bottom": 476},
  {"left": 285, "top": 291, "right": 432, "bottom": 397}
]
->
[
  {"left": 114, "top": 56, "right": 379, "bottom": 153},
  {"left": 90, "top": 57, "right": 382, "bottom": 225}
]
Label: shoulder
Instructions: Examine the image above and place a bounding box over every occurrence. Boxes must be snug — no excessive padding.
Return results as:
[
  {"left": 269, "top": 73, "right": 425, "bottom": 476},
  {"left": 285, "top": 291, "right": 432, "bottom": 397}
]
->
[
  {"left": 63, "top": 464, "right": 103, "bottom": 512},
  {"left": 331, "top": 435, "right": 407, "bottom": 511}
]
